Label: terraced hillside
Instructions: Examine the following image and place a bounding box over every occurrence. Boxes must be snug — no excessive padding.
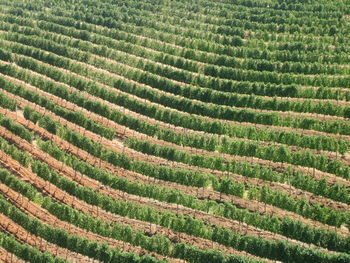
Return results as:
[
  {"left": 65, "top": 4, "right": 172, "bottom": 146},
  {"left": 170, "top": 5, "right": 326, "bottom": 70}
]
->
[{"left": 0, "top": 0, "right": 350, "bottom": 262}]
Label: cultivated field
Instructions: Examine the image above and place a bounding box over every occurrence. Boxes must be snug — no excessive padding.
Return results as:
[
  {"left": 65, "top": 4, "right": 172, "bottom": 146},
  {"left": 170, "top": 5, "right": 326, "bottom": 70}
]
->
[{"left": 0, "top": 0, "right": 350, "bottom": 262}]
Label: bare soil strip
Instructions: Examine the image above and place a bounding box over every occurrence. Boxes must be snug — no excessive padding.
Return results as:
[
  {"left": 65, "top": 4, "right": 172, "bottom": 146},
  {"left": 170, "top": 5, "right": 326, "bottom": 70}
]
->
[
  {"left": 0, "top": 214, "right": 97, "bottom": 263},
  {"left": 0, "top": 134, "right": 330, "bottom": 254},
  {"left": 1, "top": 107, "right": 348, "bottom": 237},
  {"left": 2, "top": 86, "right": 349, "bottom": 217},
  {"left": 2, "top": 54, "right": 350, "bottom": 147},
  {"left": 0, "top": 116, "right": 348, "bottom": 244},
  {"left": 6, "top": 23, "right": 350, "bottom": 118},
  {"left": 3, "top": 58, "right": 350, "bottom": 168},
  {"left": 88, "top": 51, "right": 348, "bottom": 122},
  {"left": 1, "top": 82, "right": 349, "bottom": 215},
  {"left": 0, "top": 246, "right": 27, "bottom": 263},
  {"left": 0, "top": 180, "right": 184, "bottom": 263},
  {"left": 2, "top": 69, "right": 350, "bottom": 173},
  {"left": 0, "top": 144, "right": 280, "bottom": 261}
]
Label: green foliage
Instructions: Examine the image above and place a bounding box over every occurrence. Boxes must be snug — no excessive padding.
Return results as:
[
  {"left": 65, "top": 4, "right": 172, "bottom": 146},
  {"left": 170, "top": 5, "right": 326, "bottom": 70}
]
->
[
  {"left": 24, "top": 109, "right": 350, "bottom": 250},
  {"left": 0, "top": 194, "right": 167, "bottom": 263},
  {"left": 0, "top": 48, "right": 13, "bottom": 62},
  {"left": 38, "top": 139, "right": 350, "bottom": 252},
  {"left": 0, "top": 231, "right": 67, "bottom": 263},
  {"left": 0, "top": 113, "right": 32, "bottom": 142},
  {"left": 0, "top": 89, "right": 17, "bottom": 110},
  {"left": 1, "top": 1, "right": 350, "bottom": 262}
]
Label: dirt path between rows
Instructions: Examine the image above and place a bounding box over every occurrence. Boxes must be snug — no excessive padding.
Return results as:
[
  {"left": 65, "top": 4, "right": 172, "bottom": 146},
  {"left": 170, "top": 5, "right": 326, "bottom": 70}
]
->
[
  {"left": 3, "top": 58, "right": 350, "bottom": 167},
  {"left": 0, "top": 133, "right": 326, "bottom": 255},
  {"left": 2, "top": 87, "right": 349, "bottom": 219},
  {"left": 0, "top": 214, "right": 98, "bottom": 263},
  {"left": 88, "top": 50, "right": 350, "bottom": 122},
  {"left": 0, "top": 246, "right": 27, "bottom": 263},
  {"left": 1, "top": 83, "right": 350, "bottom": 217},
  {"left": 2, "top": 53, "right": 350, "bottom": 149},
  {"left": 0, "top": 126, "right": 289, "bottom": 261},
  {"left": 2, "top": 70, "right": 350, "bottom": 175},
  {"left": 0, "top": 180, "right": 183, "bottom": 263},
  {"left": 0, "top": 112, "right": 348, "bottom": 241},
  {"left": 40, "top": 18, "right": 350, "bottom": 106},
  {"left": 0, "top": 149, "right": 276, "bottom": 262},
  {"left": 5, "top": 24, "right": 350, "bottom": 123}
]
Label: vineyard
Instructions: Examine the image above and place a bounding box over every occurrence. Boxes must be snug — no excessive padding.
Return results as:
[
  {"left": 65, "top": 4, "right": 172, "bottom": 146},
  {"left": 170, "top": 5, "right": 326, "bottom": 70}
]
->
[{"left": 0, "top": 0, "right": 350, "bottom": 262}]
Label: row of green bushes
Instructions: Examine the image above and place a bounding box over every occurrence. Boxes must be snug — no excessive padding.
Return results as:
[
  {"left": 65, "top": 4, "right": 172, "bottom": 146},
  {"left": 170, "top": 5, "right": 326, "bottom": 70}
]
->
[
  {"left": 24, "top": 109, "right": 350, "bottom": 228},
  {"left": 2, "top": 20, "right": 348, "bottom": 117},
  {"left": 1, "top": 122, "right": 349, "bottom": 262},
  {"left": 2, "top": 61, "right": 349, "bottom": 182}
]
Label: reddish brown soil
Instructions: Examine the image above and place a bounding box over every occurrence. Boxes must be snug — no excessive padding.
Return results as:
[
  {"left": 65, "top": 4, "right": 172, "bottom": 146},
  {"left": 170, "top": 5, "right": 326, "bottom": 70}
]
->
[
  {"left": 0, "top": 246, "right": 26, "bottom": 263},
  {"left": 4, "top": 86, "right": 350, "bottom": 219},
  {"left": 2, "top": 71, "right": 349, "bottom": 168},
  {"left": 0, "top": 17, "right": 348, "bottom": 263},
  {"left": 88, "top": 52, "right": 349, "bottom": 122},
  {"left": 3, "top": 56, "right": 350, "bottom": 146},
  {"left": 8, "top": 26, "right": 350, "bottom": 120},
  {"left": 4, "top": 60, "right": 350, "bottom": 173},
  {"left": 22, "top": 74, "right": 350, "bottom": 181},
  {"left": 0, "top": 114, "right": 348, "bottom": 241},
  {"left": 0, "top": 144, "right": 277, "bottom": 261},
  {"left": 0, "top": 131, "right": 331, "bottom": 252},
  {"left": 0, "top": 180, "right": 183, "bottom": 263},
  {"left": 1, "top": 87, "right": 349, "bottom": 217},
  {"left": 0, "top": 215, "right": 97, "bottom": 263}
]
